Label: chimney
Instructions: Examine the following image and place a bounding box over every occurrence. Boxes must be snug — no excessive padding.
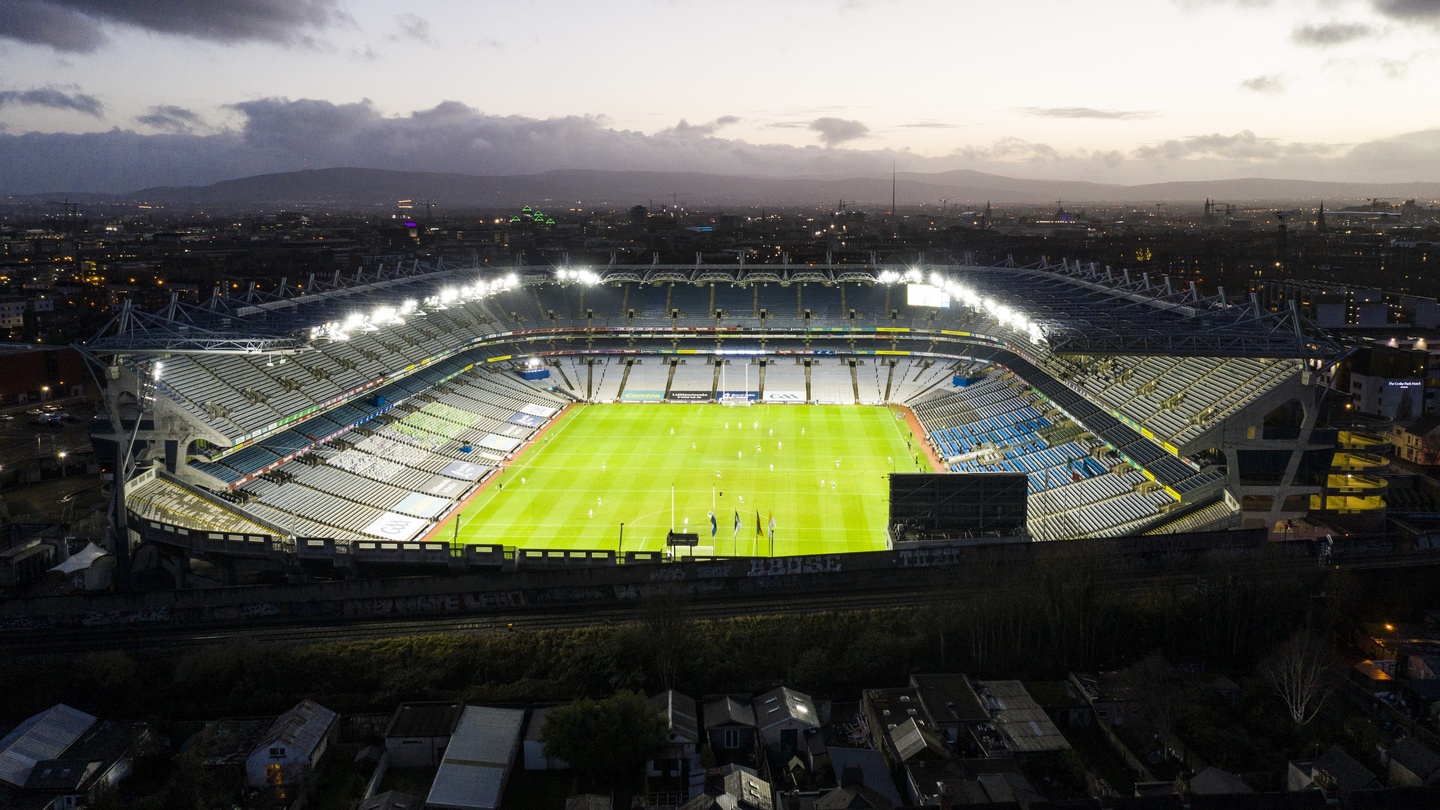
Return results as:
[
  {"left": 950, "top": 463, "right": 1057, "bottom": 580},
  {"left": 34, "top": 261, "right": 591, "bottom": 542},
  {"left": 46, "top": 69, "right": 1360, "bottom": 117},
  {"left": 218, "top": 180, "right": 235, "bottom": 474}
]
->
[{"left": 938, "top": 787, "right": 952, "bottom": 810}]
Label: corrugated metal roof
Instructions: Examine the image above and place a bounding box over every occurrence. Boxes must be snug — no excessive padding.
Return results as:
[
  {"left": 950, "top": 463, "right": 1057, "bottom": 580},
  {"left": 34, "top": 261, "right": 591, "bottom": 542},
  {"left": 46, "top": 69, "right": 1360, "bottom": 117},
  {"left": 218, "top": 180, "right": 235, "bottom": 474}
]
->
[
  {"left": 425, "top": 706, "right": 525, "bottom": 810},
  {"left": 0, "top": 704, "right": 96, "bottom": 787},
  {"left": 971, "top": 681, "right": 1070, "bottom": 754}
]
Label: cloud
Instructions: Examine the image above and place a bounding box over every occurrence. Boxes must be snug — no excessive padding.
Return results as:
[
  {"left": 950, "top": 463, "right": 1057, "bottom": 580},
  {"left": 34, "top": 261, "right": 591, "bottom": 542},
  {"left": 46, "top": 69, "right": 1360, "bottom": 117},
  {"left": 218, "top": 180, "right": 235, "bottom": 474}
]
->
[
  {"left": 656, "top": 116, "right": 741, "bottom": 138},
  {"left": 952, "top": 137, "right": 1061, "bottom": 163},
  {"left": 0, "top": 1, "right": 106, "bottom": 52},
  {"left": 1371, "top": 0, "right": 1440, "bottom": 23},
  {"left": 1344, "top": 127, "right": 1440, "bottom": 175},
  {"left": 809, "top": 117, "right": 869, "bottom": 147},
  {"left": 0, "top": 0, "right": 345, "bottom": 52},
  {"left": 896, "top": 121, "right": 964, "bottom": 129},
  {"left": 0, "top": 87, "right": 103, "bottom": 116},
  {"left": 1132, "top": 129, "right": 1337, "bottom": 161},
  {"left": 2, "top": 97, "right": 1438, "bottom": 194},
  {"left": 1240, "top": 73, "right": 1286, "bottom": 93},
  {"left": 1292, "top": 21, "right": 1375, "bottom": 46},
  {"left": 135, "top": 104, "right": 203, "bottom": 133},
  {"left": 1021, "top": 107, "right": 1156, "bottom": 120},
  {"left": 392, "top": 13, "right": 431, "bottom": 44}
]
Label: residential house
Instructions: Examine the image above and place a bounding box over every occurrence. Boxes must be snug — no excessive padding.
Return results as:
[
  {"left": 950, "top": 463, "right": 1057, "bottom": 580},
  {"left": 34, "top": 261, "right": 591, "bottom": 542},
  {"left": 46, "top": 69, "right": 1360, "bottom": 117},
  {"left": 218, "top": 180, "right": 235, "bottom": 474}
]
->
[
  {"left": 1349, "top": 661, "right": 1396, "bottom": 696},
  {"left": 1185, "top": 766, "right": 1251, "bottom": 795},
  {"left": 678, "top": 763, "right": 773, "bottom": 810},
  {"left": 385, "top": 702, "right": 462, "bottom": 768},
  {"left": 1387, "top": 738, "right": 1440, "bottom": 787},
  {"left": 649, "top": 690, "right": 703, "bottom": 798},
  {"left": 1287, "top": 746, "right": 1380, "bottom": 796},
  {"left": 1387, "top": 417, "right": 1440, "bottom": 465},
  {"left": 704, "top": 696, "right": 758, "bottom": 767},
  {"left": 18, "top": 721, "right": 133, "bottom": 810},
  {"left": 753, "top": 687, "right": 820, "bottom": 757},
  {"left": 244, "top": 699, "right": 338, "bottom": 791}
]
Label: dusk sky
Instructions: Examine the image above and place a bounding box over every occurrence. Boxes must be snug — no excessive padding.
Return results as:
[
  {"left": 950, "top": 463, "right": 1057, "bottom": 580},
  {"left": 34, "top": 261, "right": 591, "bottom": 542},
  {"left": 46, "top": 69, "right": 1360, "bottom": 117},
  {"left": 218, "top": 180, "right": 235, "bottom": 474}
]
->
[{"left": 1, "top": 0, "right": 1439, "bottom": 193}]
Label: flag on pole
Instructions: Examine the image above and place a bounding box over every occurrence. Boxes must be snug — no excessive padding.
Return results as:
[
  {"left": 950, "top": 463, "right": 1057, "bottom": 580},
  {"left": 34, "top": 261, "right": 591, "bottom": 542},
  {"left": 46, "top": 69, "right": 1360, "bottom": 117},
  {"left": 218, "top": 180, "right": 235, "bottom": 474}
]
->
[
  {"left": 733, "top": 509, "right": 740, "bottom": 538},
  {"left": 710, "top": 511, "right": 718, "bottom": 537},
  {"left": 755, "top": 510, "right": 763, "bottom": 538},
  {"left": 768, "top": 512, "right": 776, "bottom": 542}
]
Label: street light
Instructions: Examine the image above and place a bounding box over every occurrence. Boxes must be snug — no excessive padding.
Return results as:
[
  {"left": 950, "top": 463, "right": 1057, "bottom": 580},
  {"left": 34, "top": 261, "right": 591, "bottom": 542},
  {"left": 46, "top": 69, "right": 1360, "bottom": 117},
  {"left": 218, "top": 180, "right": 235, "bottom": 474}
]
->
[{"left": 57, "top": 450, "right": 67, "bottom": 479}]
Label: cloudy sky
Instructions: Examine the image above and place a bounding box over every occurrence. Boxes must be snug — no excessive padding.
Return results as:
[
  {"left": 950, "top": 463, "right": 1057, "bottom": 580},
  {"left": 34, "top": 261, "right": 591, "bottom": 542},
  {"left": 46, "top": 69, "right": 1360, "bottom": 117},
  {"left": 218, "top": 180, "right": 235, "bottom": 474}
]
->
[{"left": 1, "top": 0, "right": 1438, "bottom": 193}]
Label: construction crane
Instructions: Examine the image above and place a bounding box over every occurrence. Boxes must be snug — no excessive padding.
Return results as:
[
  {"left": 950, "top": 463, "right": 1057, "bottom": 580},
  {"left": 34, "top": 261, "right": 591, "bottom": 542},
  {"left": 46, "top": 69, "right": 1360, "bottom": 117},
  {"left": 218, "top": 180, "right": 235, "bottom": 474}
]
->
[{"left": 46, "top": 199, "right": 81, "bottom": 236}]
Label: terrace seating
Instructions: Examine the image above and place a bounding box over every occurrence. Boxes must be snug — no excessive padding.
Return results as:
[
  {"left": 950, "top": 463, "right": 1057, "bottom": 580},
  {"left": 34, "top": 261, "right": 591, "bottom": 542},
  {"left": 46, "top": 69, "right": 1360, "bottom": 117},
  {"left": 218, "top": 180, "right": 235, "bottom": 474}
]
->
[{"left": 809, "top": 360, "right": 855, "bottom": 404}]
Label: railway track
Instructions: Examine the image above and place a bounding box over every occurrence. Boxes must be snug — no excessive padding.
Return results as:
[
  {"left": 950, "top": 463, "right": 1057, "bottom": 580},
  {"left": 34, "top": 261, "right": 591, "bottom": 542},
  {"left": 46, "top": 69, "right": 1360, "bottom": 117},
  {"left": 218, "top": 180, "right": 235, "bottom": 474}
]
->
[{"left": 0, "top": 584, "right": 950, "bottom": 657}]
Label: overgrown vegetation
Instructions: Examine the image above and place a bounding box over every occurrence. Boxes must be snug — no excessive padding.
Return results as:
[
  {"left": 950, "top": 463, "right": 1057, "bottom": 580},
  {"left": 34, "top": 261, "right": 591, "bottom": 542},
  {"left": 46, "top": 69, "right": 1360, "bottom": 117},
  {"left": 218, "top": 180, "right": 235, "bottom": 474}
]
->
[{"left": 1, "top": 554, "right": 1368, "bottom": 722}]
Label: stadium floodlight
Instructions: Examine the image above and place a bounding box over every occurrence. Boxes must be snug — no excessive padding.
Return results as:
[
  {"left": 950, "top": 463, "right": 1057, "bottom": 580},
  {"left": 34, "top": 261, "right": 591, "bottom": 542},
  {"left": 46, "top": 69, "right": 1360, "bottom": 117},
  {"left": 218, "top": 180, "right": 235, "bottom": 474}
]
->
[
  {"left": 903, "top": 268, "right": 923, "bottom": 283},
  {"left": 152, "top": 361, "right": 163, "bottom": 381},
  {"left": 923, "top": 271, "right": 1046, "bottom": 346},
  {"left": 877, "top": 270, "right": 900, "bottom": 284}
]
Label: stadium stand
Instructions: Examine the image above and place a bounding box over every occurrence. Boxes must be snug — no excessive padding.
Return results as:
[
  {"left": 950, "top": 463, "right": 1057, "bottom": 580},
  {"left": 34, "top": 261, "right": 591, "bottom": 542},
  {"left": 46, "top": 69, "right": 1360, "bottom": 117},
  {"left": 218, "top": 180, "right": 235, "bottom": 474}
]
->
[{"left": 86, "top": 258, "right": 1331, "bottom": 565}]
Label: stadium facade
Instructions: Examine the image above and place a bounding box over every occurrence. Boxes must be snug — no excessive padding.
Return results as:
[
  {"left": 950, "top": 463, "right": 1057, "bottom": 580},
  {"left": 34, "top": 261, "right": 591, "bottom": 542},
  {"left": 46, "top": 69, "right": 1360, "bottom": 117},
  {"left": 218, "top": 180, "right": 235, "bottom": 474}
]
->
[{"left": 81, "top": 258, "right": 1344, "bottom": 580}]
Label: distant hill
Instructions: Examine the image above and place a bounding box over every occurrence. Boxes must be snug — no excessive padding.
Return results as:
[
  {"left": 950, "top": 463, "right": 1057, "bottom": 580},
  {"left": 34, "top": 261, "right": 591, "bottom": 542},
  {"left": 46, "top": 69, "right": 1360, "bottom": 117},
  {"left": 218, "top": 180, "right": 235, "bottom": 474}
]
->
[{"left": 90, "top": 167, "right": 1440, "bottom": 208}]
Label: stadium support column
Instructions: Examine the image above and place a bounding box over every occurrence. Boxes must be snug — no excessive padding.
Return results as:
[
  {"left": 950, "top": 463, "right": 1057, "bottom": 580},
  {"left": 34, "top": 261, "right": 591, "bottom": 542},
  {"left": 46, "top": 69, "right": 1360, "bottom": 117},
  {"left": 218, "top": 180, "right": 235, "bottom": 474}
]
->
[
  {"left": 1265, "top": 385, "right": 1322, "bottom": 538},
  {"left": 110, "top": 434, "right": 133, "bottom": 592}
]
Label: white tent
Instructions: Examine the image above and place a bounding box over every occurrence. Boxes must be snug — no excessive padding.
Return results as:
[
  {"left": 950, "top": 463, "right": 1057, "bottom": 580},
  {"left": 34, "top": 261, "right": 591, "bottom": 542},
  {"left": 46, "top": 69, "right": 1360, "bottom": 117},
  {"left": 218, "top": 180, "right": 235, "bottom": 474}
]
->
[{"left": 51, "top": 542, "right": 109, "bottom": 574}]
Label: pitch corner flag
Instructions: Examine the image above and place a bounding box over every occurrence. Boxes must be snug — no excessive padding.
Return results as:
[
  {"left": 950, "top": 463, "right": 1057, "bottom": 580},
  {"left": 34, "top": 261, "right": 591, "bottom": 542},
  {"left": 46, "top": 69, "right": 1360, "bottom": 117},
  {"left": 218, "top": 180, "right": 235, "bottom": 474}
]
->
[
  {"left": 710, "top": 511, "right": 718, "bottom": 538},
  {"left": 756, "top": 510, "right": 763, "bottom": 538},
  {"left": 733, "top": 509, "right": 740, "bottom": 538},
  {"left": 768, "top": 512, "right": 775, "bottom": 542}
]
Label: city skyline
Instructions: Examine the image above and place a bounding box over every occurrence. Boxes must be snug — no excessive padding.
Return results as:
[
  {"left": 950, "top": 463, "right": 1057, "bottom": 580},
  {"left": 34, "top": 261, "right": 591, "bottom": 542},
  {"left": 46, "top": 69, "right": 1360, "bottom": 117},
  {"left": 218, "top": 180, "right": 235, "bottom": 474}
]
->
[{"left": 1, "top": 0, "right": 1439, "bottom": 193}]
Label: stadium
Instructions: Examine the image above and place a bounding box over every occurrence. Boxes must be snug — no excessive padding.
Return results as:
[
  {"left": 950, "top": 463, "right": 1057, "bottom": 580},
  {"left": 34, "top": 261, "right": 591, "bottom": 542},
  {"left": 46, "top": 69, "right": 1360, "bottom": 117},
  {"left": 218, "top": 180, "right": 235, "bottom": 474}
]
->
[{"left": 81, "top": 258, "right": 1343, "bottom": 581}]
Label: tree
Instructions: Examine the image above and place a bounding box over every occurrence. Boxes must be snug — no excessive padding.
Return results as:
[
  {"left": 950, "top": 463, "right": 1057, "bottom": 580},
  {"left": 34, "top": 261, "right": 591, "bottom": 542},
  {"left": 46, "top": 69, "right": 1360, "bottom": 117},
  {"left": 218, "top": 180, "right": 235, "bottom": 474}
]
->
[
  {"left": 540, "top": 690, "right": 666, "bottom": 792},
  {"left": 1261, "top": 629, "right": 1333, "bottom": 727},
  {"left": 1117, "top": 650, "right": 1183, "bottom": 742},
  {"left": 638, "top": 588, "right": 692, "bottom": 691},
  {"left": 1420, "top": 431, "right": 1440, "bottom": 466}
]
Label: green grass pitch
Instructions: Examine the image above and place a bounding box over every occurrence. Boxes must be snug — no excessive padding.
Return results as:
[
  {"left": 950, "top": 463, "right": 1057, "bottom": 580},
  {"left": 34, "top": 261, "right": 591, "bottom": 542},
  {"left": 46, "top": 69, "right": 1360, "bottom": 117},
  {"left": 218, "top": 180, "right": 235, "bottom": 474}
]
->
[{"left": 442, "top": 403, "right": 929, "bottom": 556}]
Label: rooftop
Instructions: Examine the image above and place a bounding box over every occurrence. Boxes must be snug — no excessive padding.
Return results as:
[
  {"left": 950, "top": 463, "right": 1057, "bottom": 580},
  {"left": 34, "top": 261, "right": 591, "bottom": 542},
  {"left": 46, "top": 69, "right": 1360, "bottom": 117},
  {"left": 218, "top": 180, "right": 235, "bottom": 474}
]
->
[
  {"left": 425, "top": 706, "right": 525, "bottom": 810},
  {"left": 0, "top": 704, "right": 97, "bottom": 787},
  {"left": 385, "top": 702, "right": 463, "bottom": 741}
]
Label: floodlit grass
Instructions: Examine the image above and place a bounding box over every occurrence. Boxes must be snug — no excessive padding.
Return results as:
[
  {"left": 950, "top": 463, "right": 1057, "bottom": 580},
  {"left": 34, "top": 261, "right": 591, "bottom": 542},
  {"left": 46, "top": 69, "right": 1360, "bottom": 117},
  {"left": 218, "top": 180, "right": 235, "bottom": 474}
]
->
[{"left": 442, "top": 403, "right": 927, "bottom": 556}]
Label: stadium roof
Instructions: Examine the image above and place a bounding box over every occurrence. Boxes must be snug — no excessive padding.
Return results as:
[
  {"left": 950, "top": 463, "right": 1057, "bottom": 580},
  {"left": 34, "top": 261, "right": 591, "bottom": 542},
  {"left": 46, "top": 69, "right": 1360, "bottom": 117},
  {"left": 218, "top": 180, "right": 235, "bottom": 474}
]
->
[{"left": 77, "top": 257, "right": 1340, "bottom": 360}]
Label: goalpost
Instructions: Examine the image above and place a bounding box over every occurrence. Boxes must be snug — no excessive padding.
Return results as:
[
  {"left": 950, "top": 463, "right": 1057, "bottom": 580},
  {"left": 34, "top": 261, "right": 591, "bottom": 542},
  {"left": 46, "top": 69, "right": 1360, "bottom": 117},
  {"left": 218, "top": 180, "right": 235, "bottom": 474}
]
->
[{"left": 718, "top": 357, "right": 753, "bottom": 406}]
